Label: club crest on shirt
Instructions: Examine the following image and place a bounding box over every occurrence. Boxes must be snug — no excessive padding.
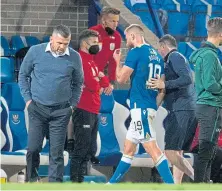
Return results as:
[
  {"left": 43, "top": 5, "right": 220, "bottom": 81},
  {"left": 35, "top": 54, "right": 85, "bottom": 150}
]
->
[
  {"left": 100, "top": 115, "right": 108, "bottom": 126},
  {"left": 110, "top": 43, "right": 115, "bottom": 51},
  {"left": 12, "top": 114, "right": 20, "bottom": 124}
]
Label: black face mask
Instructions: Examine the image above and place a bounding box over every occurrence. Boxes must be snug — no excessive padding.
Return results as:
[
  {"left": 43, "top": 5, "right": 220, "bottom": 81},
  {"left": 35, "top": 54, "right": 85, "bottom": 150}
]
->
[
  {"left": 105, "top": 27, "right": 115, "bottom": 36},
  {"left": 89, "top": 45, "right": 100, "bottom": 55}
]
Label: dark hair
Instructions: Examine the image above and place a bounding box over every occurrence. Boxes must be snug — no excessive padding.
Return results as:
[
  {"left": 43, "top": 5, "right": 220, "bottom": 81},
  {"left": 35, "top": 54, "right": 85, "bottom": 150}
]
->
[
  {"left": 159, "top": 34, "right": 177, "bottom": 48},
  {"left": 101, "top": 7, "right": 120, "bottom": 17},
  {"left": 207, "top": 17, "right": 222, "bottom": 37},
  {"left": 78, "top": 29, "right": 99, "bottom": 45},
  {"left": 53, "top": 24, "right": 71, "bottom": 38}
]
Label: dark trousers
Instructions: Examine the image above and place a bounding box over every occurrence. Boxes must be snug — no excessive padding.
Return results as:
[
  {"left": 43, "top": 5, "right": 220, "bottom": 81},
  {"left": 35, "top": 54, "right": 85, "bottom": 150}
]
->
[
  {"left": 211, "top": 147, "right": 222, "bottom": 183},
  {"left": 26, "top": 100, "right": 72, "bottom": 182},
  {"left": 70, "top": 108, "right": 98, "bottom": 182},
  {"left": 194, "top": 104, "right": 222, "bottom": 183}
]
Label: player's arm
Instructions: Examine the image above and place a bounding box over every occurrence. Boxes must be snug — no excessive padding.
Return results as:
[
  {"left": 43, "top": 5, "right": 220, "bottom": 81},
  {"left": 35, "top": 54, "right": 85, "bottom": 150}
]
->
[
  {"left": 113, "top": 49, "right": 136, "bottom": 84},
  {"left": 116, "top": 64, "right": 133, "bottom": 84},
  {"left": 156, "top": 75, "right": 166, "bottom": 108},
  {"left": 164, "top": 54, "right": 192, "bottom": 89}
]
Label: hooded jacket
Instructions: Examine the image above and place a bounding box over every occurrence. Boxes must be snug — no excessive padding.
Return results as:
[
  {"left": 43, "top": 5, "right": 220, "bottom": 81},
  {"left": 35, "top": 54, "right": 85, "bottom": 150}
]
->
[{"left": 189, "top": 41, "right": 222, "bottom": 107}]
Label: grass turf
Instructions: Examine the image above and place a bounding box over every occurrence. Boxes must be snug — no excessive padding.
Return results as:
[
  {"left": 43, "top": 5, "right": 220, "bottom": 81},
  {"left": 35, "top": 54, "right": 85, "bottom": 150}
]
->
[{"left": 1, "top": 183, "right": 222, "bottom": 190}]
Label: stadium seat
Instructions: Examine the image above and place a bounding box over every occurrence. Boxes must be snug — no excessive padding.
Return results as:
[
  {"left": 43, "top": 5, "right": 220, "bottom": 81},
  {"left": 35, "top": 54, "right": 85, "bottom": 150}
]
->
[
  {"left": 163, "top": 1, "right": 191, "bottom": 37},
  {"left": 10, "top": 35, "right": 27, "bottom": 55},
  {"left": 1, "top": 36, "right": 11, "bottom": 56},
  {"left": 178, "top": 42, "right": 188, "bottom": 56},
  {"left": 10, "top": 35, "right": 30, "bottom": 81},
  {"left": 25, "top": 36, "right": 41, "bottom": 47},
  {"left": 185, "top": 42, "right": 198, "bottom": 59},
  {"left": 42, "top": 36, "right": 50, "bottom": 43},
  {"left": 96, "top": 93, "right": 125, "bottom": 166},
  {"left": 124, "top": 0, "right": 158, "bottom": 33},
  {"left": 212, "top": 5, "right": 222, "bottom": 17},
  {"left": 0, "top": 57, "right": 14, "bottom": 83},
  {"left": 178, "top": 41, "right": 201, "bottom": 59},
  {"left": 191, "top": 2, "right": 222, "bottom": 38}
]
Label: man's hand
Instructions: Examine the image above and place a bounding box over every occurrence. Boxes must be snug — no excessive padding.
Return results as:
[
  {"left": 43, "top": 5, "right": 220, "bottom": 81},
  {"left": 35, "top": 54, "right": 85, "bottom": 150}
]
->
[
  {"left": 99, "top": 88, "right": 104, "bottom": 95},
  {"left": 98, "top": 71, "right": 105, "bottom": 78},
  {"left": 94, "top": 77, "right": 100, "bottom": 82},
  {"left": 26, "top": 100, "right": 32, "bottom": 108},
  {"left": 148, "top": 74, "right": 165, "bottom": 89},
  {"left": 104, "top": 83, "right": 114, "bottom": 95},
  {"left": 113, "top": 49, "right": 121, "bottom": 64}
]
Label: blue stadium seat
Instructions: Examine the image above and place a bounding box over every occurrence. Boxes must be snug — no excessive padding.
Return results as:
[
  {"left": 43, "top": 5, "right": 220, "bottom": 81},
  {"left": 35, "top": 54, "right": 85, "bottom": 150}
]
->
[
  {"left": 0, "top": 57, "right": 14, "bottom": 83},
  {"left": 2, "top": 83, "right": 27, "bottom": 151},
  {"left": 124, "top": 0, "right": 160, "bottom": 34},
  {"left": 204, "top": 0, "right": 217, "bottom": 4},
  {"left": 136, "top": 11, "right": 157, "bottom": 33},
  {"left": 1, "top": 96, "right": 13, "bottom": 152},
  {"left": 10, "top": 35, "right": 27, "bottom": 55},
  {"left": 185, "top": 42, "right": 198, "bottom": 59},
  {"left": 42, "top": 36, "right": 50, "bottom": 43},
  {"left": 1, "top": 36, "right": 11, "bottom": 56},
  {"left": 191, "top": 41, "right": 202, "bottom": 49},
  {"left": 176, "top": 0, "right": 187, "bottom": 4},
  {"left": 192, "top": 3, "right": 208, "bottom": 37},
  {"left": 216, "top": 0, "right": 222, "bottom": 5},
  {"left": 178, "top": 41, "right": 201, "bottom": 59},
  {"left": 97, "top": 93, "right": 123, "bottom": 166},
  {"left": 212, "top": 5, "right": 222, "bottom": 17},
  {"left": 178, "top": 42, "right": 188, "bottom": 56},
  {"left": 192, "top": 2, "right": 221, "bottom": 38},
  {"left": 163, "top": 2, "right": 191, "bottom": 36},
  {"left": 11, "top": 36, "right": 30, "bottom": 80},
  {"left": 25, "top": 36, "right": 41, "bottom": 47},
  {"left": 186, "top": 0, "right": 196, "bottom": 5}
]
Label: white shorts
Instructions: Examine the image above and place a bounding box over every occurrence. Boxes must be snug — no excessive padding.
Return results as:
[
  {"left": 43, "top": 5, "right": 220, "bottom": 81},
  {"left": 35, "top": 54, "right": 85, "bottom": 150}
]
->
[{"left": 126, "top": 108, "right": 157, "bottom": 145}]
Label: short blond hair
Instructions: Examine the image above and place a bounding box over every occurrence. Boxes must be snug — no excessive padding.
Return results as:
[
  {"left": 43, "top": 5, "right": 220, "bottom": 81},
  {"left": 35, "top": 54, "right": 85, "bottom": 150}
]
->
[
  {"left": 207, "top": 17, "right": 222, "bottom": 37},
  {"left": 101, "top": 7, "right": 120, "bottom": 17},
  {"left": 125, "top": 24, "right": 144, "bottom": 35}
]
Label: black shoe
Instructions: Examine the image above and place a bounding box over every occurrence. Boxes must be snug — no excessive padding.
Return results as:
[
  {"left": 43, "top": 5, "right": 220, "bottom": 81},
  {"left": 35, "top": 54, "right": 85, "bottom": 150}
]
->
[{"left": 91, "top": 156, "right": 100, "bottom": 164}]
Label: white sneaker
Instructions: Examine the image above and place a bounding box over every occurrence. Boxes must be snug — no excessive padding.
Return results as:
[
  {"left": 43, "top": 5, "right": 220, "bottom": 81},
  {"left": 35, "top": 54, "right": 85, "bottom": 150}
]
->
[
  {"left": 90, "top": 181, "right": 96, "bottom": 184},
  {"left": 105, "top": 182, "right": 112, "bottom": 185}
]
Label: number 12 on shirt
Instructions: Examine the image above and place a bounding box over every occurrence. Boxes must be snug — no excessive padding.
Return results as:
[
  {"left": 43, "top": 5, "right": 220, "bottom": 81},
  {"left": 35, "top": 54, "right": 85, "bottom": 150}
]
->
[{"left": 146, "top": 63, "right": 161, "bottom": 89}]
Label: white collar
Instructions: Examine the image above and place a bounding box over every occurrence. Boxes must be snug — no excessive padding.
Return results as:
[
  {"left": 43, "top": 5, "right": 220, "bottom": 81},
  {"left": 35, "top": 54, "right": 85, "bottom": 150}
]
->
[{"left": 45, "top": 43, "right": 70, "bottom": 57}]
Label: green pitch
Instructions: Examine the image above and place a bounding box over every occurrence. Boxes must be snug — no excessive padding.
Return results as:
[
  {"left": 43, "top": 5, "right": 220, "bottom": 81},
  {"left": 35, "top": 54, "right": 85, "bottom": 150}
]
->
[{"left": 1, "top": 183, "right": 222, "bottom": 190}]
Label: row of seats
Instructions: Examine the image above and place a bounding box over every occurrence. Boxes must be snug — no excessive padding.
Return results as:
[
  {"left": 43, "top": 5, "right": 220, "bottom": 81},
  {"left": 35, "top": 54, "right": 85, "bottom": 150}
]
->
[
  {"left": 1, "top": 35, "right": 50, "bottom": 57},
  {"left": 125, "top": 0, "right": 222, "bottom": 38},
  {"left": 1, "top": 35, "right": 50, "bottom": 82},
  {"left": 152, "top": 0, "right": 222, "bottom": 6}
]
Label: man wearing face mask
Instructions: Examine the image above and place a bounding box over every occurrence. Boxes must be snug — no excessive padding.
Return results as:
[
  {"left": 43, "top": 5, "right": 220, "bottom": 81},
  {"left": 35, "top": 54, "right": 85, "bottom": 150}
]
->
[
  {"left": 70, "top": 29, "right": 109, "bottom": 183},
  {"left": 18, "top": 25, "right": 84, "bottom": 182},
  {"left": 90, "top": 7, "right": 121, "bottom": 95}
]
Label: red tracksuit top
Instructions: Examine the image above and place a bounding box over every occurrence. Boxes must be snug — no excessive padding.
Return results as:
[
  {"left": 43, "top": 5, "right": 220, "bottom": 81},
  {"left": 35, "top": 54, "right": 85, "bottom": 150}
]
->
[
  {"left": 77, "top": 50, "right": 109, "bottom": 114},
  {"left": 90, "top": 24, "right": 122, "bottom": 82}
]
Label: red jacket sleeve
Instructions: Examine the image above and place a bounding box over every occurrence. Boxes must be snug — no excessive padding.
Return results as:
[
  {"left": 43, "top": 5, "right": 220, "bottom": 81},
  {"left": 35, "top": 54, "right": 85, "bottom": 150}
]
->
[
  {"left": 100, "top": 76, "right": 109, "bottom": 88},
  {"left": 83, "top": 62, "right": 100, "bottom": 92},
  {"left": 108, "top": 34, "right": 121, "bottom": 82}
]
